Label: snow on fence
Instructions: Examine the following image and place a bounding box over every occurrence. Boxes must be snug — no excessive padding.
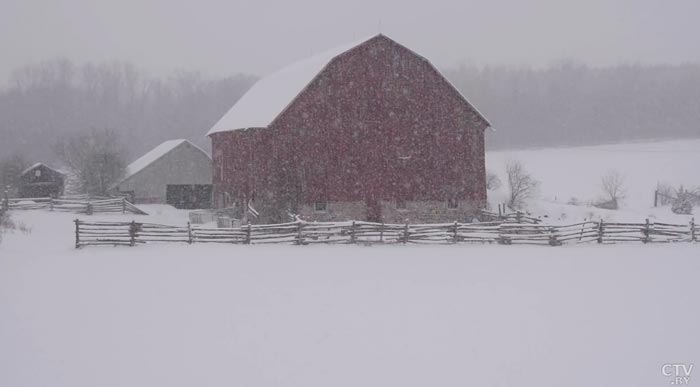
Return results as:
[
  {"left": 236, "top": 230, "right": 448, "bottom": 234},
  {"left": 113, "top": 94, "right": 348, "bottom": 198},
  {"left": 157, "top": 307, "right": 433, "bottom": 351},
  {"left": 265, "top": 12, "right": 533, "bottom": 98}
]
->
[
  {"left": 2, "top": 196, "right": 147, "bottom": 215},
  {"left": 480, "top": 210, "right": 542, "bottom": 224},
  {"left": 74, "top": 218, "right": 698, "bottom": 248}
]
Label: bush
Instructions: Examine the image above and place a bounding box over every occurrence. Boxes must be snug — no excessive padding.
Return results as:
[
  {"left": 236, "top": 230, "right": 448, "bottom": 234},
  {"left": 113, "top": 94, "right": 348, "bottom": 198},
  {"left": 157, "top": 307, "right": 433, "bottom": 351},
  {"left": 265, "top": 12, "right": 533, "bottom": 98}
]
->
[
  {"left": 672, "top": 186, "right": 694, "bottom": 215},
  {"left": 486, "top": 171, "right": 502, "bottom": 190}
]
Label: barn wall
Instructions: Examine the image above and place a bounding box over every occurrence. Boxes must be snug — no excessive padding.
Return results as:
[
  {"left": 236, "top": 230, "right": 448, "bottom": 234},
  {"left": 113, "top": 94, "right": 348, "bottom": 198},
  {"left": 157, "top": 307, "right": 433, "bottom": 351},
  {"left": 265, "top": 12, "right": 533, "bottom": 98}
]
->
[
  {"left": 212, "top": 35, "right": 487, "bottom": 223},
  {"left": 117, "top": 143, "right": 212, "bottom": 203}
]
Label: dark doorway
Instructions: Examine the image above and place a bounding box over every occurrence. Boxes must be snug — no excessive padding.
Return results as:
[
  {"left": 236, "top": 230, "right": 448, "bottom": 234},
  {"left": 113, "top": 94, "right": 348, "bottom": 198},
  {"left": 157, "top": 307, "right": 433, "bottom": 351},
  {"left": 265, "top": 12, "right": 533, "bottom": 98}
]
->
[
  {"left": 166, "top": 184, "right": 212, "bottom": 209},
  {"left": 365, "top": 197, "right": 382, "bottom": 223}
]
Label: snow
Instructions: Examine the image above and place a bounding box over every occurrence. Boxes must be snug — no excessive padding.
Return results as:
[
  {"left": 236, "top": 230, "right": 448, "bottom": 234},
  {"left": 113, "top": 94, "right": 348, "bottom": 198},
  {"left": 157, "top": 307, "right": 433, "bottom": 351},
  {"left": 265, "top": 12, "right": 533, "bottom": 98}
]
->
[
  {"left": 486, "top": 139, "right": 700, "bottom": 223},
  {"left": 207, "top": 35, "right": 378, "bottom": 135},
  {"left": 120, "top": 139, "right": 188, "bottom": 183},
  {"left": 3, "top": 139, "right": 700, "bottom": 386},
  {"left": 1, "top": 208, "right": 699, "bottom": 387}
]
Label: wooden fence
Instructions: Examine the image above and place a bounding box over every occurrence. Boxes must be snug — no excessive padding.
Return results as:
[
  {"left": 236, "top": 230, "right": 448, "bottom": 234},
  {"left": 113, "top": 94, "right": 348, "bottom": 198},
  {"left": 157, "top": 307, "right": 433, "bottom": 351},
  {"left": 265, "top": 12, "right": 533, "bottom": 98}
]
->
[
  {"left": 2, "top": 196, "right": 147, "bottom": 215},
  {"left": 74, "top": 218, "right": 698, "bottom": 248}
]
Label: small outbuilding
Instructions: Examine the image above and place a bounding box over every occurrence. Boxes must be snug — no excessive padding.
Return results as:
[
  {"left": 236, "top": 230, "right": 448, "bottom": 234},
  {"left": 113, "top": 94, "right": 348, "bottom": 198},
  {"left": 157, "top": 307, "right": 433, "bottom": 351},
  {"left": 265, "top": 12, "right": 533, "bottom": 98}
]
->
[
  {"left": 112, "top": 139, "right": 213, "bottom": 209},
  {"left": 18, "top": 163, "right": 65, "bottom": 198}
]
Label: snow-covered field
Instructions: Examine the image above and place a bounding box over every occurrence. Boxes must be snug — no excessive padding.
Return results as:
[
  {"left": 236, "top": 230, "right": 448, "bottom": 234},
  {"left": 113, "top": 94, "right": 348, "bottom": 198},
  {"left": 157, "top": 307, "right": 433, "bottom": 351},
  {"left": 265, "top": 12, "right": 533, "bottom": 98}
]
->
[
  {"left": 487, "top": 139, "right": 700, "bottom": 223},
  {"left": 1, "top": 139, "right": 700, "bottom": 387}
]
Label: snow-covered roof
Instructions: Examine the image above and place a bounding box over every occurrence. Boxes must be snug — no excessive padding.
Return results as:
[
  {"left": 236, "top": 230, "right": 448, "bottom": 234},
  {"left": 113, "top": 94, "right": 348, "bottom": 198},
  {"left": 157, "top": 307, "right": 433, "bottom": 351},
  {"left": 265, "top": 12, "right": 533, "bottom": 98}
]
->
[
  {"left": 207, "top": 35, "right": 377, "bottom": 135},
  {"left": 21, "top": 162, "right": 65, "bottom": 176},
  {"left": 207, "top": 34, "right": 490, "bottom": 136},
  {"left": 21, "top": 163, "right": 45, "bottom": 175},
  {"left": 119, "top": 139, "right": 209, "bottom": 184}
]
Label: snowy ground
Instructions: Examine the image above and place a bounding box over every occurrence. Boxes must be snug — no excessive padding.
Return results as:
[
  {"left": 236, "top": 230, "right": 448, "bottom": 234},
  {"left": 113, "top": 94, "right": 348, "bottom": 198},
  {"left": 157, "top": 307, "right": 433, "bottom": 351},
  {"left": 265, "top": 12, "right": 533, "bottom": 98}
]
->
[
  {"left": 1, "top": 208, "right": 699, "bottom": 387},
  {"left": 487, "top": 139, "right": 700, "bottom": 224},
  {"left": 1, "top": 139, "right": 699, "bottom": 387}
]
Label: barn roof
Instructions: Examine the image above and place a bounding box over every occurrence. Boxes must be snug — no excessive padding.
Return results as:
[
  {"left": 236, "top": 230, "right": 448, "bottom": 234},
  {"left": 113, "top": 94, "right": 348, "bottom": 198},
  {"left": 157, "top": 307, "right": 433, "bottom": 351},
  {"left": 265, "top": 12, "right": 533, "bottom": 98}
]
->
[
  {"left": 207, "top": 34, "right": 490, "bottom": 136},
  {"left": 119, "top": 139, "right": 210, "bottom": 184}
]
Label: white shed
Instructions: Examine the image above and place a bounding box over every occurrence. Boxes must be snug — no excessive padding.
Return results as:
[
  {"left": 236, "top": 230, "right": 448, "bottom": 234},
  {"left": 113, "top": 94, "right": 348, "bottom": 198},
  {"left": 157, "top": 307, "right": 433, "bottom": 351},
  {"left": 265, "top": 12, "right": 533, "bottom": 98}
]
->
[{"left": 113, "top": 139, "right": 212, "bottom": 208}]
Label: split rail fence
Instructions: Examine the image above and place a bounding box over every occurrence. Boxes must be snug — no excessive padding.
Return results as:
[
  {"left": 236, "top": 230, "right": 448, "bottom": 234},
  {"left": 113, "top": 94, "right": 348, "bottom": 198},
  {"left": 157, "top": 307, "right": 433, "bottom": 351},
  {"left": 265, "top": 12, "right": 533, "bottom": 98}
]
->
[
  {"left": 74, "top": 218, "right": 698, "bottom": 248},
  {"left": 2, "top": 196, "right": 147, "bottom": 215}
]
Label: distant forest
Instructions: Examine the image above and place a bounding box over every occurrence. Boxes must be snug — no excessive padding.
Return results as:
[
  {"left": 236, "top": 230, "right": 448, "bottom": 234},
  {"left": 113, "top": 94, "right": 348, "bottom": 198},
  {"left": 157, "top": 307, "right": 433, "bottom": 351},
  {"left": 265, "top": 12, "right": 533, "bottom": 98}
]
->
[{"left": 0, "top": 59, "right": 698, "bottom": 164}]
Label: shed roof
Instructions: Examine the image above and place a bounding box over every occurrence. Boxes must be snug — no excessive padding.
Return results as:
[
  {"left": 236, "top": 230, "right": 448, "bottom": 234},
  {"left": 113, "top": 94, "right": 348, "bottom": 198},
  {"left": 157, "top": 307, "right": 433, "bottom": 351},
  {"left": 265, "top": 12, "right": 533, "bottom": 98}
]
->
[{"left": 118, "top": 139, "right": 210, "bottom": 185}]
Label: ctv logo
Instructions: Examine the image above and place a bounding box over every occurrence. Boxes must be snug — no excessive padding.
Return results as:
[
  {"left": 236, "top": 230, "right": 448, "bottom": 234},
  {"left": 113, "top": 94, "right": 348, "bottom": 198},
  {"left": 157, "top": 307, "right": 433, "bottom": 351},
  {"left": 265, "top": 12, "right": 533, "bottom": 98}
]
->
[{"left": 662, "top": 363, "right": 694, "bottom": 385}]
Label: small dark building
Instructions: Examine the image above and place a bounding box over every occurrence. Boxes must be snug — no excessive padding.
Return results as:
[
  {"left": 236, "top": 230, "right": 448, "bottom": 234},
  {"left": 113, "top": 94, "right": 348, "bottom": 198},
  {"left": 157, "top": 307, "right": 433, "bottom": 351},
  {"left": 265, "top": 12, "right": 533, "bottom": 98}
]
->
[{"left": 19, "top": 163, "right": 65, "bottom": 198}]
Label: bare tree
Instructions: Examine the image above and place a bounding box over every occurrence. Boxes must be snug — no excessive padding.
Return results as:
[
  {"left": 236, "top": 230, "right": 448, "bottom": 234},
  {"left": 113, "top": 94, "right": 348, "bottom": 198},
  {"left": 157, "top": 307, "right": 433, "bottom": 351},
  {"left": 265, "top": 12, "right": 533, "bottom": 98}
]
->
[
  {"left": 53, "top": 128, "right": 127, "bottom": 196},
  {"left": 506, "top": 161, "right": 539, "bottom": 209},
  {"left": 600, "top": 170, "right": 626, "bottom": 205},
  {"left": 0, "top": 154, "right": 28, "bottom": 197}
]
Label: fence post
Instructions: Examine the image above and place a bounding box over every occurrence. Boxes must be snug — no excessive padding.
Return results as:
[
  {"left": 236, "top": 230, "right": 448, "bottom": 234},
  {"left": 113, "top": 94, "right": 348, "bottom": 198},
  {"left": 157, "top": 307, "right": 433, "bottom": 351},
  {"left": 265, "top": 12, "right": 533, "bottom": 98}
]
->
[
  {"left": 74, "top": 219, "right": 80, "bottom": 248},
  {"left": 654, "top": 190, "right": 658, "bottom": 207},
  {"left": 2, "top": 190, "right": 8, "bottom": 211},
  {"left": 597, "top": 219, "right": 604, "bottom": 244},
  {"left": 187, "top": 221, "right": 193, "bottom": 244},
  {"left": 86, "top": 201, "right": 93, "bottom": 215},
  {"left": 245, "top": 221, "right": 251, "bottom": 244},
  {"left": 548, "top": 226, "right": 561, "bottom": 246},
  {"left": 691, "top": 218, "right": 696, "bottom": 242},
  {"left": 122, "top": 198, "right": 126, "bottom": 214},
  {"left": 129, "top": 221, "right": 137, "bottom": 247},
  {"left": 379, "top": 223, "right": 384, "bottom": 243},
  {"left": 350, "top": 221, "right": 356, "bottom": 244},
  {"left": 296, "top": 221, "right": 304, "bottom": 245},
  {"left": 497, "top": 223, "right": 510, "bottom": 245},
  {"left": 452, "top": 221, "right": 459, "bottom": 243},
  {"left": 516, "top": 211, "right": 523, "bottom": 224},
  {"left": 642, "top": 218, "right": 650, "bottom": 244},
  {"left": 403, "top": 223, "right": 409, "bottom": 244}
]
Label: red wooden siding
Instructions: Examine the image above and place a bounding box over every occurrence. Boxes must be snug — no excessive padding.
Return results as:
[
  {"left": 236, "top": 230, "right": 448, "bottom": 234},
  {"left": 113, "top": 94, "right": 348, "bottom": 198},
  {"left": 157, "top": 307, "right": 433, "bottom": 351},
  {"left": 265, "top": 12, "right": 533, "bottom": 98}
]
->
[{"left": 211, "top": 35, "right": 488, "bottom": 222}]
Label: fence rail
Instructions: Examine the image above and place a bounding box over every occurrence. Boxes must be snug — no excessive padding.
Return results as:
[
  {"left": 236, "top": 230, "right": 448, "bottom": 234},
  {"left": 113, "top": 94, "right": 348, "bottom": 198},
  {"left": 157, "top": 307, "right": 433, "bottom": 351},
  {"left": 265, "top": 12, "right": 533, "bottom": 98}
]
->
[
  {"left": 2, "top": 196, "right": 147, "bottom": 215},
  {"left": 74, "top": 217, "right": 698, "bottom": 248}
]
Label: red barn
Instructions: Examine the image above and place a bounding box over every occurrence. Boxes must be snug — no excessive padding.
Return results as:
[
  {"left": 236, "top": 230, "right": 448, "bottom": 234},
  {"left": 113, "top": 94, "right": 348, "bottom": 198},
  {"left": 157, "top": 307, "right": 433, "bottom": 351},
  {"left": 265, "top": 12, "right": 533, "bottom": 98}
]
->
[{"left": 208, "top": 34, "right": 490, "bottom": 223}]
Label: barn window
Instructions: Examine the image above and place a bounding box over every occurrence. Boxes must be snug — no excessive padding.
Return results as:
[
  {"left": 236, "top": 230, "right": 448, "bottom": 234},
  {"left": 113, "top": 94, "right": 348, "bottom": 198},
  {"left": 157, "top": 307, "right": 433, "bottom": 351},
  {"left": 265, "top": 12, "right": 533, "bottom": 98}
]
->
[
  {"left": 396, "top": 200, "right": 407, "bottom": 210},
  {"left": 35, "top": 170, "right": 41, "bottom": 178},
  {"left": 314, "top": 201, "right": 327, "bottom": 212},
  {"left": 447, "top": 198, "right": 459, "bottom": 209}
]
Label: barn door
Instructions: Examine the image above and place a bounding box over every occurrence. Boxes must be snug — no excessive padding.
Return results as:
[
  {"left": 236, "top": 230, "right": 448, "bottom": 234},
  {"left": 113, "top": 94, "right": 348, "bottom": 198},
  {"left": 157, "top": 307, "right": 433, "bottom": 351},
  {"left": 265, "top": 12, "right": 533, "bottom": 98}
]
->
[
  {"left": 365, "top": 196, "right": 382, "bottom": 223},
  {"left": 166, "top": 184, "right": 212, "bottom": 209}
]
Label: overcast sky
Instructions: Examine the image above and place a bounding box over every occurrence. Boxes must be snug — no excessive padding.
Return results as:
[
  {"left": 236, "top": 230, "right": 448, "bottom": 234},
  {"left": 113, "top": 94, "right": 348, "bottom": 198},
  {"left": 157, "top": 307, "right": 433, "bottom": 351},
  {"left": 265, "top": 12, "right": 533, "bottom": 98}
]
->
[{"left": 2, "top": 0, "right": 699, "bottom": 82}]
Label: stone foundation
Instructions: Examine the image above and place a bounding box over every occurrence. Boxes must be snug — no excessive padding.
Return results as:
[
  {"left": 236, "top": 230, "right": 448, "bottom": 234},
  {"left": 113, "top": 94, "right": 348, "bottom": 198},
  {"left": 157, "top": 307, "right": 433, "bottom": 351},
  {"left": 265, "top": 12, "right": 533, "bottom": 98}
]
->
[
  {"left": 295, "top": 199, "right": 483, "bottom": 223},
  {"left": 380, "top": 200, "right": 482, "bottom": 224},
  {"left": 297, "top": 201, "right": 366, "bottom": 222}
]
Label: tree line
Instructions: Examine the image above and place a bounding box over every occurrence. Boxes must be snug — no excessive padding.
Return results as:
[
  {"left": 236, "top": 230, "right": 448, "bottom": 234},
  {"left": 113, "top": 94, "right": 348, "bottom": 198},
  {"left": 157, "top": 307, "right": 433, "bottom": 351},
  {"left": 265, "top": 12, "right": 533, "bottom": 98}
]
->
[
  {"left": 1, "top": 58, "right": 699, "bottom": 195},
  {"left": 445, "top": 61, "right": 700, "bottom": 149},
  {"left": 0, "top": 59, "right": 255, "bottom": 163}
]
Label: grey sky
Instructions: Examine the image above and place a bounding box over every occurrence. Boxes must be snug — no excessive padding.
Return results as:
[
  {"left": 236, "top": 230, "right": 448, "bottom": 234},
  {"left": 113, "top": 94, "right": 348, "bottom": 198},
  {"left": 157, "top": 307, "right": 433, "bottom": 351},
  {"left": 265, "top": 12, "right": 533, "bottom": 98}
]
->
[{"left": 2, "top": 0, "right": 699, "bottom": 82}]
